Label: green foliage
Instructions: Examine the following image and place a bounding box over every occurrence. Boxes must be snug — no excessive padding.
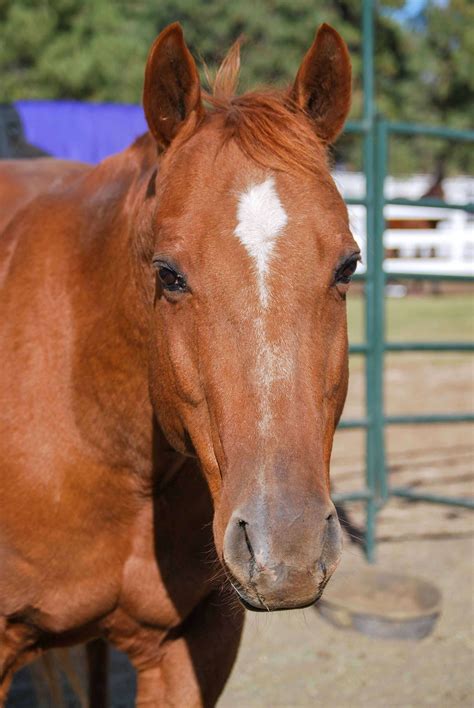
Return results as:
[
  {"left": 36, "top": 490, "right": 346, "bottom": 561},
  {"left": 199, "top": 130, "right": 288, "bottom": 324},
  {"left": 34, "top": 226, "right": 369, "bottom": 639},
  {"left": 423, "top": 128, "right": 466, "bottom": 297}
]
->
[
  {"left": 0, "top": 0, "right": 471, "bottom": 174},
  {"left": 408, "top": 0, "right": 474, "bottom": 174}
]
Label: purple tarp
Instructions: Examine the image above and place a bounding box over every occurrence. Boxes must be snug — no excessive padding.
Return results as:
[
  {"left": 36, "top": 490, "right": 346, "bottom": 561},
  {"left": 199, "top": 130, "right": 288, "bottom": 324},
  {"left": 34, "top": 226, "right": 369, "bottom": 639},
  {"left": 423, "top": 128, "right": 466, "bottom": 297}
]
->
[{"left": 14, "top": 100, "right": 148, "bottom": 164}]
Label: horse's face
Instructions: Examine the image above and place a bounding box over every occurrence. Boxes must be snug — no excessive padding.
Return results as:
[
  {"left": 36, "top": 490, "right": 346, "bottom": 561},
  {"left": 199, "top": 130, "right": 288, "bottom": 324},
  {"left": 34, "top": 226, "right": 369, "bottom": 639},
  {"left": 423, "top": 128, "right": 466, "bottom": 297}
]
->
[{"left": 143, "top": 24, "right": 356, "bottom": 611}]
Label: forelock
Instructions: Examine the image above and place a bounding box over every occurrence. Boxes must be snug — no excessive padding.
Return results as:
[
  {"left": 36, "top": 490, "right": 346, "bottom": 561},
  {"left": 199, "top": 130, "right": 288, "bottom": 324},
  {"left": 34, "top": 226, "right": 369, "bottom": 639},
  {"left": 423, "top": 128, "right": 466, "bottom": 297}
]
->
[{"left": 201, "top": 42, "right": 329, "bottom": 178}]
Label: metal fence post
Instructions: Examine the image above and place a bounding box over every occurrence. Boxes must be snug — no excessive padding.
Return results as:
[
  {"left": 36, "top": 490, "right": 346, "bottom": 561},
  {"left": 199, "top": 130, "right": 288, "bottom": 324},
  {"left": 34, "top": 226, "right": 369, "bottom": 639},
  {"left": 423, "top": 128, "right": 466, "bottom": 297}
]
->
[
  {"left": 373, "top": 116, "right": 388, "bottom": 505},
  {"left": 361, "top": 0, "right": 379, "bottom": 561}
]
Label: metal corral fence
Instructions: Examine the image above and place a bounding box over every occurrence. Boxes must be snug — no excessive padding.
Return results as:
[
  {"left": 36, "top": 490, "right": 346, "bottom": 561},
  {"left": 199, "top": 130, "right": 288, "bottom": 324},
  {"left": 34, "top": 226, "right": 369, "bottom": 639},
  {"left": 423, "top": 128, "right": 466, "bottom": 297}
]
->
[{"left": 333, "top": 0, "right": 474, "bottom": 560}]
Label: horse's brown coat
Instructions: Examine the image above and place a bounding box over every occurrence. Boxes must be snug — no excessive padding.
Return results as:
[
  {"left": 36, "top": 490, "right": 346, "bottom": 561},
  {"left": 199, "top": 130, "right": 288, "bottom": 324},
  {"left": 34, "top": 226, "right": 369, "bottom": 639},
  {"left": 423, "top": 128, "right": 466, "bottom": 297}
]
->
[
  {"left": 0, "top": 23, "right": 355, "bottom": 706},
  {"left": 0, "top": 158, "right": 87, "bottom": 233}
]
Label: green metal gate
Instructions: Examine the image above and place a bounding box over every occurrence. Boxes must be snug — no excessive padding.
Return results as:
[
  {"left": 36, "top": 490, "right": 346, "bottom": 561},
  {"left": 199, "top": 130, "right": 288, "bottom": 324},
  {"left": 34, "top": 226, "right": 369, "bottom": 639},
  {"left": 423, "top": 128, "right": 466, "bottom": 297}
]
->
[{"left": 333, "top": 0, "right": 474, "bottom": 560}]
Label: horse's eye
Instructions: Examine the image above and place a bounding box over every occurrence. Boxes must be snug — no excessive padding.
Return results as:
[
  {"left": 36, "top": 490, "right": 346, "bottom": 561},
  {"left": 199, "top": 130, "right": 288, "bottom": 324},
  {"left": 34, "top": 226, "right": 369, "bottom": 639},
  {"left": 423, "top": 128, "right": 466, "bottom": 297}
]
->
[
  {"left": 159, "top": 267, "right": 179, "bottom": 288},
  {"left": 335, "top": 255, "right": 360, "bottom": 285},
  {"left": 153, "top": 260, "right": 187, "bottom": 292}
]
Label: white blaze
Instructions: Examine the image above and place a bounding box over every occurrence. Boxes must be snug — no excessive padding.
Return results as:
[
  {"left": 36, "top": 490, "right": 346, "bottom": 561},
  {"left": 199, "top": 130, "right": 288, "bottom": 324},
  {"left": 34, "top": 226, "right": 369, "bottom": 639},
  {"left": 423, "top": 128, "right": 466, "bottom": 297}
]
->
[
  {"left": 234, "top": 177, "right": 288, "bottom": 308},
  {"left": 234, "top": 176, "right": 291, "bottom": 437}
]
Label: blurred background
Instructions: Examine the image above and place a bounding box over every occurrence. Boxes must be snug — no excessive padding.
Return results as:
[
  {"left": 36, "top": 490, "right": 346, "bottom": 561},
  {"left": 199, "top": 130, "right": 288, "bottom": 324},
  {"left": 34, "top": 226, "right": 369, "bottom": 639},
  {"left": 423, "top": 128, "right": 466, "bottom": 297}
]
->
[
  {"left": 1, "top": 0, "right": 473, "bottom": 172},
  {"left": 2, "top": 0, "right": 473, "bottom": 706}
]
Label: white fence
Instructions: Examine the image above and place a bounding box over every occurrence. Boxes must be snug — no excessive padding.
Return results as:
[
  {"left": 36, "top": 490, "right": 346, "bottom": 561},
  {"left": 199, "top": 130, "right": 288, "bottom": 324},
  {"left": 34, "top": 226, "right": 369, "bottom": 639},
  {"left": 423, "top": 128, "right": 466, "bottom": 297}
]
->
[{"left": 333, "top": 173, "right": 474, "bottom": 279}]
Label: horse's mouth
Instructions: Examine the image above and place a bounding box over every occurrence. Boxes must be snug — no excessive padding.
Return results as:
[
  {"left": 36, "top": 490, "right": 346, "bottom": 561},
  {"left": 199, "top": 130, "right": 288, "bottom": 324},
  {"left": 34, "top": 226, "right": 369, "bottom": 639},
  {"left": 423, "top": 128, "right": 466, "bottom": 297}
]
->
[
  {"left": 236, "top": 592, "right": 323, "bottom": 613},
  {"left": 225, "top": 565, "right": 325, "bottom": 612}
]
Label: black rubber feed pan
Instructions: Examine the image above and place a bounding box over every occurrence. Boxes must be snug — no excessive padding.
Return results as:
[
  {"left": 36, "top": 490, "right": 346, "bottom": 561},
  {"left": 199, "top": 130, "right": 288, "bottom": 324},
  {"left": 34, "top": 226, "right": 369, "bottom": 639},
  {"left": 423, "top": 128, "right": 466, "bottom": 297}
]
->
[{"left": 316, "top": 569, "right": 442, "bottom": 640}]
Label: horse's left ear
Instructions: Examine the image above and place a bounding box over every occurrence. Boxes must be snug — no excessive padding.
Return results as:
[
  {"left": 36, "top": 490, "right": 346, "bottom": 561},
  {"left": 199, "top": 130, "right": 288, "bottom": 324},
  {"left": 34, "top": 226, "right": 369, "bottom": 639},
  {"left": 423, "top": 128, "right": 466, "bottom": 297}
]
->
[
  {"left": 290, "top": 24, "right": 351, "bottom": 144},
  {"left": 143, "top": 23, "right": 203, "bottom": 148}
]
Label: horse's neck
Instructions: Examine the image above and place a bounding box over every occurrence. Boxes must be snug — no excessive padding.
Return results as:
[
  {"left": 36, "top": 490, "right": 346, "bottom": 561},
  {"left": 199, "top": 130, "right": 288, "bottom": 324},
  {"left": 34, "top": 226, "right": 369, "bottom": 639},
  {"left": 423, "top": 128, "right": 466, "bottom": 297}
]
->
[{"left": 72, "top": 143, "right": 161, "bottom": 480}]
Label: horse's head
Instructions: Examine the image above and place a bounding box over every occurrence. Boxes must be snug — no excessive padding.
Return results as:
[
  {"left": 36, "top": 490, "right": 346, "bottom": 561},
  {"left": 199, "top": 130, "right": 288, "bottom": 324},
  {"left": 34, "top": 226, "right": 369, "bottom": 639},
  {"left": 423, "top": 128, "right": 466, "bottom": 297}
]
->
[{"left": 141, "top": 23, "right": 358, "bottom": 611}]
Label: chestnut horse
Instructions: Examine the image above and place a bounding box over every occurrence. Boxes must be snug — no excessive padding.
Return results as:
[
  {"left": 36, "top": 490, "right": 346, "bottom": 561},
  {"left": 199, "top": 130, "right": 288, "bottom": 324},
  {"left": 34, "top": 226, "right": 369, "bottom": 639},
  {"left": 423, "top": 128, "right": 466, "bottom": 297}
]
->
[{"left": 0, "top": 22, "right": 358, "bottom": 707}]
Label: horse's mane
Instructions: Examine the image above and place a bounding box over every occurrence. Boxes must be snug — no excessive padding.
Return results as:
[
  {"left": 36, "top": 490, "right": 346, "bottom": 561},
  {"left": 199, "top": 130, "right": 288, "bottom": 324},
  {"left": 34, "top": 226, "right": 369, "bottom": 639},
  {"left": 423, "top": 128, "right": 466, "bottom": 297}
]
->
[{"left": 202, "top": 39, "right": 329, "bottom": 177}]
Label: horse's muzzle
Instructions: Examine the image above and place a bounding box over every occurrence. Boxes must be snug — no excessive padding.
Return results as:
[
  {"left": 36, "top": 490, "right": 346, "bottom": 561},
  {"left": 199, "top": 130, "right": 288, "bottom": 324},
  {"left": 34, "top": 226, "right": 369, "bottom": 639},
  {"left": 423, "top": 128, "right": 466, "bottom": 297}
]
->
[{"left": 222, "top": 501, "right": 342, "bottom": 611}]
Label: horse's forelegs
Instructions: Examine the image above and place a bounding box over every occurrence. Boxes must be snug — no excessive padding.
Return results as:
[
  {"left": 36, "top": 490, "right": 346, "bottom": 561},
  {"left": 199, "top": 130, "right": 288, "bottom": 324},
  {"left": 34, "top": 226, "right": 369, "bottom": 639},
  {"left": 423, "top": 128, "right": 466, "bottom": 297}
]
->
[
  {"left": 0, "top": 670, "right": 11, "bottom": 708},
  {"left": 86, "top": 638, "right": 109, "bottom": 708},
  {"left": 133, "top": 591, "right": 244, "bottom": 708}
]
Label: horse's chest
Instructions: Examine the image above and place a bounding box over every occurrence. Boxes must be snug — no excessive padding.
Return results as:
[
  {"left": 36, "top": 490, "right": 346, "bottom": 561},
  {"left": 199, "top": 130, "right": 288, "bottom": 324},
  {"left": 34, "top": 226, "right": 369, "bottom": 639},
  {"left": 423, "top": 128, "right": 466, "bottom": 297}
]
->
[
  {"left": 0, "top": 463, "right": 135, "bottom": 632},
  {"left": 1, "top": 460, "right": 215, "bottom": 643},
  {"left": 0, "top": 517, "right": 129, "bottom": 634},
  {"left": 117, "top": 496, "right": 215, "bottom": 629}
]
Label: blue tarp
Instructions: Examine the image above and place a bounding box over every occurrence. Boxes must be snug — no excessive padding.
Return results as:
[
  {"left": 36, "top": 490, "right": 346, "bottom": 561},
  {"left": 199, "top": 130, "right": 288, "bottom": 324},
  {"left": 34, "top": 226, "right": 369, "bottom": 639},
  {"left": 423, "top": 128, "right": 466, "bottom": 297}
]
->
[{"left": 14, "top": 100, "right": 148, "bottom": 164}]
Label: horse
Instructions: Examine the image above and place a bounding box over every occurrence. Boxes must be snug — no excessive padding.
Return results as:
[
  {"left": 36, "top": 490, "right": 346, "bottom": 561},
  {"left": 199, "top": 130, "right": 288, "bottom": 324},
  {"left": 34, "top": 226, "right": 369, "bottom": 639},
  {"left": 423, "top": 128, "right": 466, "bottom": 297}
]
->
[
  {"left": 0, "top": 22, "right": 357, "bottom": 706},
  {"left": 0, "top": 158, "right": 87, "bottom": 234}
]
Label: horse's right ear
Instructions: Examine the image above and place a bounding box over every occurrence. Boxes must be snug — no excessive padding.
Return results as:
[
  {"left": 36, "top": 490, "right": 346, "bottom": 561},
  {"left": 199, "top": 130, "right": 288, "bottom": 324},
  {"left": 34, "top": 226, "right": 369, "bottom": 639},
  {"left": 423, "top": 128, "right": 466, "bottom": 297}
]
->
[{"left": 143, "top": 23, "right": 203, "bottom": 148}]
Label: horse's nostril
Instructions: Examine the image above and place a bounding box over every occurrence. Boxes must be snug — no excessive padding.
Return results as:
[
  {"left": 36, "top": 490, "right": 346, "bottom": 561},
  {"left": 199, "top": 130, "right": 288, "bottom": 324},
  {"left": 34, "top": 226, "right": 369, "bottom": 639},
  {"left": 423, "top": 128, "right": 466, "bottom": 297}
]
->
[
  {"left": 238, "top": 519, "right": 255, "bottom": 560},
  {"left": 325, "top": 512, "right": 333, "bottom": 522}
]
